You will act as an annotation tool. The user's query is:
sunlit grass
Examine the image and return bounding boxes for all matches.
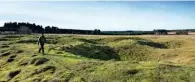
[1,34,195,81]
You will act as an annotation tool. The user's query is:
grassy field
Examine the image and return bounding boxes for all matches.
[1,34,195,82]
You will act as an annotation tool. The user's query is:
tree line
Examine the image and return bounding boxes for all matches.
[0,22,101,34]
[45,26,101,34]
[2,22,43,33]
[1,22,195,35]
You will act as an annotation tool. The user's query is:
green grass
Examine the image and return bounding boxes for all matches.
[1,34,195,82]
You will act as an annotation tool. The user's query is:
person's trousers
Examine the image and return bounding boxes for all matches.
[39,44,44,54]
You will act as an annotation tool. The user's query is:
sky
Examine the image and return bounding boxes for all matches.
[0,1,195,31]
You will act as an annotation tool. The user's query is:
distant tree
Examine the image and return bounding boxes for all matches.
[51,26,59,33]
[45,26,51,33]
[93,29,101,35]
[3,22,44,33]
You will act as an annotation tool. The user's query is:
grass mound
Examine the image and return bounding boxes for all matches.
[162,40,184,48]
[0,45,9,48]
[17,39,37,44]
[31,65,56,75]
[0,51,11,57]
[7,55,17,62]
[60,43,120,60]
[0,38,9,41]
[18,59,29,66]
[152,64,195,82]
[137,40,168,49]
[8,69,21,80]
[107,38,153,61]
[126,69,139,75]
[30,57,49,66]
[7,58,14,62]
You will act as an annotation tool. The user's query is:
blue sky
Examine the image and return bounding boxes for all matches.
[0,1,195,31]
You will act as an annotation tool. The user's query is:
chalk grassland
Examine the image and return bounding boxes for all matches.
[1,34,195,82]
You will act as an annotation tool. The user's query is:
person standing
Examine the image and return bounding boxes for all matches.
[37,33,46,55]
